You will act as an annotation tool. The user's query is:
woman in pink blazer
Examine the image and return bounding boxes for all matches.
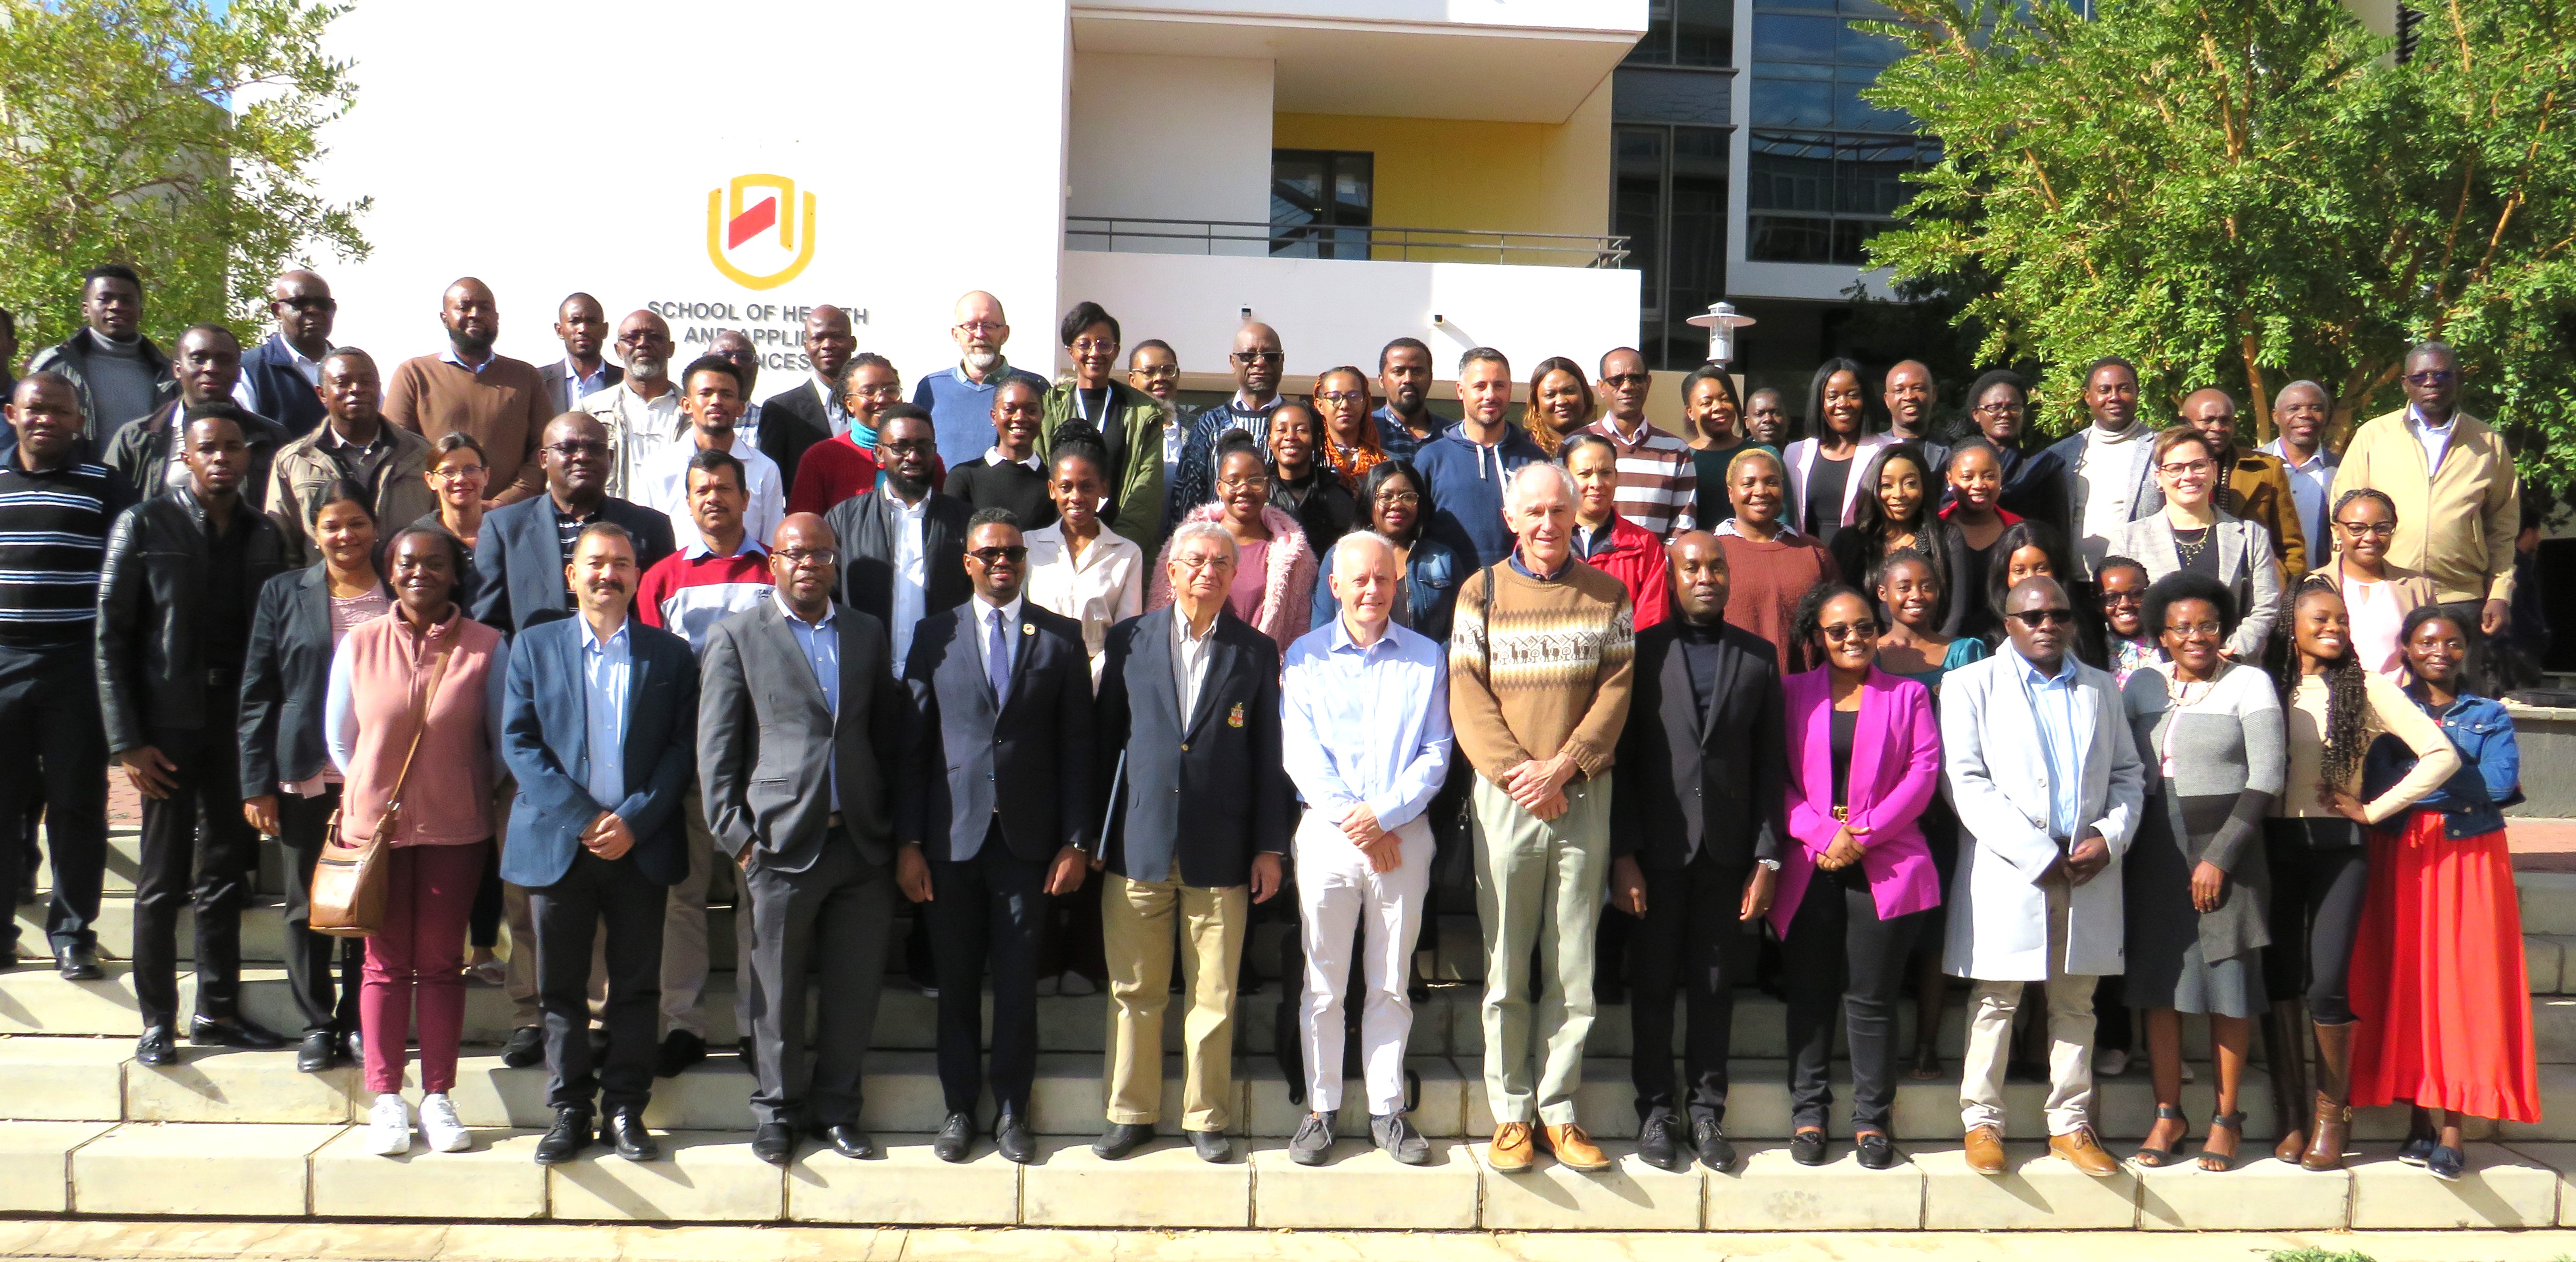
[1767,581,1945,1171]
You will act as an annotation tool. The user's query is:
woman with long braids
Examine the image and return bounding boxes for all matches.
[2260,578,2458,1171]
[2348,606,2537,1179]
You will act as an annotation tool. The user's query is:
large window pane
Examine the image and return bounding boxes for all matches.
[1754,14,1842,62]
[1746,130,1933,263]
[1674,0,1734,66]
[1271,150,1372,259]
[1628,0,1676,64]
[1752,72,1835,128]
[1615,127,1667,313]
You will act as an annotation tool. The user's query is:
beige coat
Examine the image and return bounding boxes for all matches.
[265,422,437,567]
[2329,407,2518,605]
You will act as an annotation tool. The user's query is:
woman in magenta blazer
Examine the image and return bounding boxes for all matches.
[1768,581,1945,1171]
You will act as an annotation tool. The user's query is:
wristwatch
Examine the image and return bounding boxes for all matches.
[1755,858,1782,872]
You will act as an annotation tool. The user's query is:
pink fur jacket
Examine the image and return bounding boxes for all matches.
[1145,502,1317,658]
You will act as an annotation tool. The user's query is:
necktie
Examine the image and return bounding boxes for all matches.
[986,608,1011,707]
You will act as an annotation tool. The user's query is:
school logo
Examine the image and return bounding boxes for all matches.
[706,174,817,291]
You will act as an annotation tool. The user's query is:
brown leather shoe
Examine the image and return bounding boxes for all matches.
[1488,1122,1536,1173]
[2049,1126,2120,1177]
[1542,1122,1612,1172]
[1963,1124,2008,1174]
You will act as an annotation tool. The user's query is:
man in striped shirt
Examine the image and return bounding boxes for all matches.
[0,374,134,976]
[1583,347,1696,539]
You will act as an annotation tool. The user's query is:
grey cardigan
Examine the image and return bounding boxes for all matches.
[2111,511,2284,659]
[2120,661,2285,963]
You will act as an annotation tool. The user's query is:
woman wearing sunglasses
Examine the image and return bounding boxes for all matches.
[2110,429,2283,661]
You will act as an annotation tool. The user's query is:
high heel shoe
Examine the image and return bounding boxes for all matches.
[2196,1111,2245,1173]
[2130,1104,2189,1168]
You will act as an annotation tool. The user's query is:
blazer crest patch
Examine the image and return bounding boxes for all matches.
[1227,701,1246,728]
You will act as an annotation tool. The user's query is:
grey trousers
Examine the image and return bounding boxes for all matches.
[741,833,893,1129]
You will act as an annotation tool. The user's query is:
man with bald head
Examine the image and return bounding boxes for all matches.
[2258,380,2340,572]
[102,323,289,510]
[1883,360,1948,470]
[537,293,619,416]
[1169,321,1287,527]
[914,292,1043,472]
[384,277,554,506]
[579,310,683,500]
[757,305,858,494]
[2179,386,2305,580]
[234,270,336,437]
[472,411,677,634]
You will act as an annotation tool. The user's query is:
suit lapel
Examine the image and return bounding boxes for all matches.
[294,566,331,650]
[1131,608,1182,737]
[755,605,832,717]
[616,628,652,791]
[1185,625,1237,740]
[552,623,592,789]
[2217,518,2246,587]
[1001,610,1040,716]
[1848,673,1887,817]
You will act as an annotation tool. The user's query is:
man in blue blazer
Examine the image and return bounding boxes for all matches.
[472,411,675,634]
[897,507,1095,1165]
[501,522,699,1167]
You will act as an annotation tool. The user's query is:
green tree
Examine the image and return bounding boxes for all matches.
[1859,0,2576,488]
[0,0,367,362]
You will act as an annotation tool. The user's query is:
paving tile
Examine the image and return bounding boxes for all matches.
[785,1134,1020,1225]
[2136,1148,2350,1229]
[71,1121,340,1216]
[2500,1140,2576,1225]
[2347,1143,2554,1228]
[1017,1136,1250,1228]
[1702,1141,1922,1230]
[1248,1138,1479,1229]
[0,1120,115,1213]
[1915,1142,2139,1229]
[546,1129,783,1222]
[1470,1139,1703,1230]
[125,1047,359,1123]
[1239,1054,1466,1137]
[0,1035,127,1120]
[308,1125,547,1219]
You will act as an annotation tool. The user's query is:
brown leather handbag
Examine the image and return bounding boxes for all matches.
[309,639,456,938]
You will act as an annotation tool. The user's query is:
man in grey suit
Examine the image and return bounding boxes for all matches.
[535,293,620,415]
[697,511,904,1168]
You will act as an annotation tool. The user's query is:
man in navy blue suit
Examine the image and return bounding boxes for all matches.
[472,412,676,634]
[897,507,1095,1165]
[501,522,699,1167]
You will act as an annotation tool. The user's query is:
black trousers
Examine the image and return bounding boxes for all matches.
[278,789,361,1035]
[1627,850,1751,1126]
[926,829,1047,1115]
[743,831,893,1129]
[1783,869,1927,1133]
[0,643,108,954]
[133,693,256,1029]
[530,848,668,1114]
[2262,819,2371,1025]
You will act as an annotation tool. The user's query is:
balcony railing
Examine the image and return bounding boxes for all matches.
[1065,216,1632,268]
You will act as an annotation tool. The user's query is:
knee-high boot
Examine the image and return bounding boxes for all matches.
[2265,1001,2310,1163]
[2300,1020,2355,1172]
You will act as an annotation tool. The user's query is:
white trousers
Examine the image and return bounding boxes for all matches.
[1294,809,1433,1116]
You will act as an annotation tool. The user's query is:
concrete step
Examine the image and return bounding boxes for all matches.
[3,1118,2569,1228]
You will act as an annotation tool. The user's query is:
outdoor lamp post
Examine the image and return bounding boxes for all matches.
[1686,300,1756,368]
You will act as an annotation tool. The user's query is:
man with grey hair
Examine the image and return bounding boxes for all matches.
[1279,530,1452,1168]
[579,310,682,499]
[915,291,1043,470]
[1450,462,1635,1174]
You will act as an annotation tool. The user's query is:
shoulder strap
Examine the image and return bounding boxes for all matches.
[381,634,460,815]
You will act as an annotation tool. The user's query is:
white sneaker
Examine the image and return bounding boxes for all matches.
[418,1091,470,1153]
[1058,970,1098,997]
[2095,1047,2130,1077]
[367,1093,413,1156]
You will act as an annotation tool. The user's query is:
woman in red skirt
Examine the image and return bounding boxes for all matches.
[2349,605,2537,1180]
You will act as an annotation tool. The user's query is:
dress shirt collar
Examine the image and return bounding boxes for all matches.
[272,335,329,375]
[974,593,1025,626]
[983,446,1043,472]
[1508,549,1572,582]
[685,535,762,561]
[563,357,608,391]
[773,592,836,629]
[1600,414,1655,448]
[952,357,1017,387]
[1328,615,1401,659]
[441,344,494,374]
[2006,639,2080,688]
[1713,518,1801,540]
[2409,404,2458,436]
[317,420,386,453]
[2266,439,2330,473]
[1228,391,1281,415]
[578,612,632,655]
[1174,604,1222,644]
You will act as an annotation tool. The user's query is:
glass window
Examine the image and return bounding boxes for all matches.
[1752,71,1835,128]
[1627,0,1677,64]
[1612,124,1732,369]
[1754,13,1842,62]
[1630,0,1733,68]
[1616,127,1667,315]
[1269,150,1372,259]
[1747,130,1934,264]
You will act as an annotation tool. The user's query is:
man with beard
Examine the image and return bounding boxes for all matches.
[233,270,336,438]
[914,292,1043,468]
[581,311,684,501]
[703,330,764,452]
[384,277,553,506]
[758,305,858,494]
[537,293,620,417]
[101,324,289,510]
[1371,337,1440,465]
[822,407,969,669]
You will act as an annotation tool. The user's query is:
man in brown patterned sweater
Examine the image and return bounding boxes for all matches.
[1449,462,1635,1175]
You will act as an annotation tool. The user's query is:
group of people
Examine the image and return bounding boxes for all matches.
[0,259,2538,1185]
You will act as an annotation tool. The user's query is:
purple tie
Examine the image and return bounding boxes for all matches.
[986,608,1011,707]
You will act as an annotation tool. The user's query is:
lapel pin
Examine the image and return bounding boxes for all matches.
[1227,701,1246,728]
[1021,622,1034,635]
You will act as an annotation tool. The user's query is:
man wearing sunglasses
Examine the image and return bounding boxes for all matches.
[2331,341,2520,694]
[234,270,336,438]
[1941,575,2145,1179]
[1168,322,1287,532]
[1583,346,1697,539]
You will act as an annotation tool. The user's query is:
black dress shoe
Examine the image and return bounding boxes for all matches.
[602,1108,659,1161]
[995,1109,1034,1165]
[1693,1118,1737,1172]
[1789,1129,1830,1167]
[1856,1131,1899,1171]
[1635,1114,1685,1172]
[824,1124,875,1160]
[189,1014,290,1049]
[751,1121,797,1166]
[1092,1122,1152,1160]
[1190,1129,1232,1163]
[2398,1133,2436,1166]
[2427,1144,2468,1182]
[933,1113,974,1163]
[55,943,101,981]
[655,1029,708,1079]
[498,1026,545,1069]
[296,1029,338,1073]
[342,1028,364,1062]
[136,1025,176,1066]
[535,1107,593,1166]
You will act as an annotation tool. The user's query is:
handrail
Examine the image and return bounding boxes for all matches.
[1065,216,1631,268]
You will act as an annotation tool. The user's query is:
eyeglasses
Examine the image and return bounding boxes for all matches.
[2336,519,2396,538]
[1175,554,1234,571]
[967,545,1029,565]
[1215,475,1262,491]
[277,296,336,313]
[1314,391,1365,405]
[2008,608,2077,629]
[775,547,838,568]
[1818,621,1876,642]
[430,465,487,481]
[1599,373,1649,388]
[2405,370,2456,386]
[1231,350,1284,365]
[1372,490,1421,506]
[2165,620,2225,639]
[2099,590,2143,607]
[846,383,902,400]
[546,440,609,458]
[879,439,934,456]
[1130,364,1180,380]
[615,332,670,347]
[2157,458,2215,476]
[1069,338,1117,356]
[1973,401,2023,417]
[956,320,1004,334]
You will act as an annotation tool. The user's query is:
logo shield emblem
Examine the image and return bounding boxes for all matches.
[706,174,817,291]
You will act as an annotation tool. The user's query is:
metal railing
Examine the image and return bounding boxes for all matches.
[1065,216,1632,268]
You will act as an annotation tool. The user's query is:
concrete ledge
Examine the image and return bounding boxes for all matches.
[0,1036,128,1121]
[1017,1136,1251,1228]
[784,1135,1020,1225]
[1703,1142,1923,1231]
[124,1049,358,1124]
[1239,1054,1466,1137]
[546,1130,783,1222]
[2348,1144,2558,1228]
[1915,1143,2140,1229]
[2136,1151,2350,1229]
[0,1121,114,1213]
[1249,1139,1480,1229]
[308,1126,548,1219]
[1470,1140,1704,1230]
[70,1122,339,1217]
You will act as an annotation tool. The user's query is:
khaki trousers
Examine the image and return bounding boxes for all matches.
[1101,871,1246,1131]
[1958,872,2099,1136]
[1472,774,1610,1128]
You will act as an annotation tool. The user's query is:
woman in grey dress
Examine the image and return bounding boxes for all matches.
[2122,572,2285,1172]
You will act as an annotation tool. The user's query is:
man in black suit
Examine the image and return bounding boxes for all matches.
[535,293,620,417]
[898,507,1094,1165]
[501,523,699,1166]
[755,304,857,495]
[1090,520,1291,1165]
[822,407,968,665]
[471,412,677,634]
[1608,530,1785,1173]
[698,512,905,1167]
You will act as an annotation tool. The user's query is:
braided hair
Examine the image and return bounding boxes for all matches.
[2276,574,2369,791]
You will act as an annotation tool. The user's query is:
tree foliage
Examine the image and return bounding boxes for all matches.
[0,0,367,355]
[1860,0,2576,490]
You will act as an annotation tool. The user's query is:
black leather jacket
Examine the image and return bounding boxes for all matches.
[96,488,289,752]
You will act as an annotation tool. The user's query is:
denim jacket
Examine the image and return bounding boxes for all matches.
[1309,531,1462,644]
[2362,692,2522,839]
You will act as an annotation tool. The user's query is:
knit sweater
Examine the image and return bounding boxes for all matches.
[1716,529,1840,676]
[1448,557,1635,783]
[382,354,552,505]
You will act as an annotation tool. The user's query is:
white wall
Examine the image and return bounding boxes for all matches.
[1067,51,1273,254]
[304,0,1072,395]
[1059,249,1640,385]
[1077,0,1645,33]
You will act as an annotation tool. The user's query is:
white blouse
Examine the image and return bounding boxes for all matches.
[1022,522,1145,687]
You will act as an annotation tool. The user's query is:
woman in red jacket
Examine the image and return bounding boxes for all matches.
[1563,432,1670,629]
